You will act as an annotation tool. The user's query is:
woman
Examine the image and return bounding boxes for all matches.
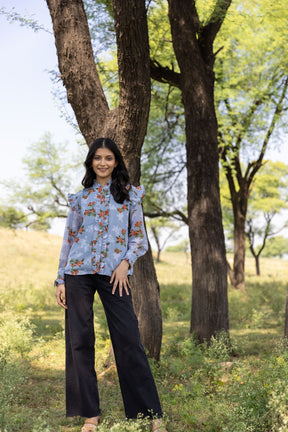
[55,138,167,432]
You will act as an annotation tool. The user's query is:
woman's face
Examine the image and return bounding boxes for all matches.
[92,147,118,185]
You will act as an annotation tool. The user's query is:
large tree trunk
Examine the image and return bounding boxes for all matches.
[131,247,162,360]
[168,0,229,342]
[46,0,162,359]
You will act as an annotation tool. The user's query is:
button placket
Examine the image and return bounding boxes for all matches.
[92,185,110,273]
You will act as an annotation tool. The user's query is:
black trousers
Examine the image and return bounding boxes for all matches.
[65,273,163,419]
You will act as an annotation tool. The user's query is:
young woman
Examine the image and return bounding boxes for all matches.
[55,138,167,432]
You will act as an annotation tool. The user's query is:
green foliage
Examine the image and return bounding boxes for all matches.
[0,348,27,431]
[165,239,189,253]
[0,313,35,429]
[0,313,35,356]
[1,133,86,230]
[97,417,152,432]
[216,0,288,147]
[0,6,51,33]
[249,161,288,216]
[205,331,232,361]
[221,160,288,260]
[262,236,288,258]
[245,161,288,270]
[0,206,28,229]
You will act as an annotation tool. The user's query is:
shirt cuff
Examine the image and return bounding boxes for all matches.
[55,276,65,286]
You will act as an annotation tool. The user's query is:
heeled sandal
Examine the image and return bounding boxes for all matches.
[81,416,102,432]
[152,419,168,432]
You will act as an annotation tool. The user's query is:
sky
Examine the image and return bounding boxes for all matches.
[0,1,288,238]
[0,0,79,184]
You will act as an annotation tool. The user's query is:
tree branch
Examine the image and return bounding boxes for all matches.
[144,209,188,225]
[46,0,109,146]
[199,0,232,63]
[150,59,181,89]
[247,76,288,188]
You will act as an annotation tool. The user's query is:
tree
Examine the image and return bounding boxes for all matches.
[13,0,230,344]
[54,0,230,342]
[0,206,28,229]
[146,217,181,262]
[262,236,288,259]
[46,0,162,359]
[245,161,288,275]
[154,0,230,342]
[2,133,84,228]
[216,0,288,288]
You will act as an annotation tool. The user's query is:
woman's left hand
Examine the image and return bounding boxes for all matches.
[110,260,130,296]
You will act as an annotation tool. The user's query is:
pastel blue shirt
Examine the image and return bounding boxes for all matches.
[55,180,148,285]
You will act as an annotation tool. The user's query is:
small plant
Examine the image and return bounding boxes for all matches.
[32,414,51,432]
[0,349,27,430]
[0,313,35,356]
[97,416,151,432]
[205,331,232,361]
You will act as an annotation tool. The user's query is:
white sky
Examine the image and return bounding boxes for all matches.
[0,0,287,239]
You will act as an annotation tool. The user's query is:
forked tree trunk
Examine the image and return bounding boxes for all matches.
[168,0,230,342]
[46,0,162,359]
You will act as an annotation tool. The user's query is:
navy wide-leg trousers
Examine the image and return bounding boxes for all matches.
[65,273,163,419]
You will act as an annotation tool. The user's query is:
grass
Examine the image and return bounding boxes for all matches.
[1,226,288,431]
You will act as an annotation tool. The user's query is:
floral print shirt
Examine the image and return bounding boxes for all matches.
[55,180,148,285]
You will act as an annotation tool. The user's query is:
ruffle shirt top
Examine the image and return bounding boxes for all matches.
[55,180,148,285]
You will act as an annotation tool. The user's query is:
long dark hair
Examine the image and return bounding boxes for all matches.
[81,138,130,203]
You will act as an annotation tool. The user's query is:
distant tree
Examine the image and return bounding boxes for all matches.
[262,236,288,259]
[217,0,288,288]
[146,218,181,262]
[0,206,28,229]
[245,161,288,275]
[2,133,84,228]
[166,239,190,253]
[221,160,288,275]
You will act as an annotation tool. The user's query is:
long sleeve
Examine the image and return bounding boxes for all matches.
[123,185,148,272]
[55,193,82,285]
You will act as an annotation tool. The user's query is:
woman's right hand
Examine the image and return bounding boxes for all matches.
[55,284,67,309]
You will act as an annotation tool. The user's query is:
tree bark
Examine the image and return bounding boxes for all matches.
[131,246,162,360]
[167,0,230,342]
[255,256,260,276]
[46,0,162,359]
[232,207,247,288]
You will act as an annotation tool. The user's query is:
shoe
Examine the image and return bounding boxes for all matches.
[152,418,168,432]
[81,416,102,432]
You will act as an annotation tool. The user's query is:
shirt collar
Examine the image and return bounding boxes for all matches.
[93,178,112,190]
